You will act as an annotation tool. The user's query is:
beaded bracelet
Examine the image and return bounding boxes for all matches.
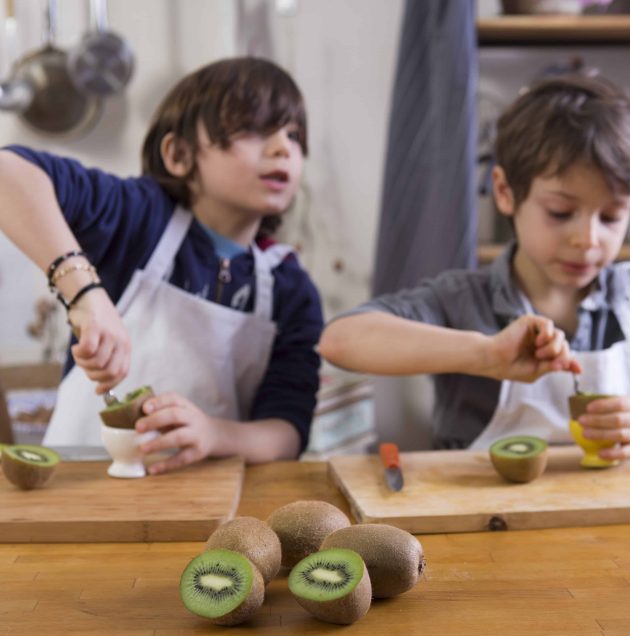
[46,250,87,286]
[50,262,98,289]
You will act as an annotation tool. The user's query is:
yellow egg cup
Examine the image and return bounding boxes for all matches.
[568,394,619,469]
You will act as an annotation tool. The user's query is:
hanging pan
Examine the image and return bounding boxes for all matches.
[67,0,135,97]
[12,0,102,136]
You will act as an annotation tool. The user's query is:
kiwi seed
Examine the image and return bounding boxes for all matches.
[179,548,264,626]
[321,523,424,598]
[288,547,371,624]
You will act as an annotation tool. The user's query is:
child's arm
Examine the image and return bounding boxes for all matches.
[576,396,630,461]
[319,311,581,383]
[0,150,130,393]
[135,392,300,473]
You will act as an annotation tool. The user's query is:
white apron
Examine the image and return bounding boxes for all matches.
[470,300,630,450]
[44,206,291,447]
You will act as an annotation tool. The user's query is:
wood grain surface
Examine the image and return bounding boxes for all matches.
[1,461,630,635]
[329,446,630,533]
[0,457,244,542]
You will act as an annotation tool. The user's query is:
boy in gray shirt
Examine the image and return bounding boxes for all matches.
[321,75,630,462]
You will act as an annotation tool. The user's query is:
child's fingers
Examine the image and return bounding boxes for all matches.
[147,447,201,475]
[534,329,566,359]
[579,410,630,432]
[583,395,630,414]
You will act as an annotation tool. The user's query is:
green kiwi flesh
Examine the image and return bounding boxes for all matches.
[489,435,548,483]
[179,548,264,626]
[205,516,281,586]
[99,385,154,429]
[266,500,351,568]
[288,547,371,625]
[1,444,61,490]
[320,523,424,598]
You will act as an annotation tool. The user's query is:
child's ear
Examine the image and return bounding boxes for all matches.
[160,133,193,177]
[492,165,515,217]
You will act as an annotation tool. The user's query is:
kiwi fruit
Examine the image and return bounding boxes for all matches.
[205,516,281,586]
[489,435,548,483]
[321,523,424,598]
[266,500,351,568]
[179,548,264,626]
[99,385,154,429]
[1,444,61,490]
[288,547,371,624]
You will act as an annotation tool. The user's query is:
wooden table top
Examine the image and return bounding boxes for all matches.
[2,460,630,635]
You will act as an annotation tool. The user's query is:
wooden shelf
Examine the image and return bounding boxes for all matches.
[478,243,630,264]
[477,15,630,45]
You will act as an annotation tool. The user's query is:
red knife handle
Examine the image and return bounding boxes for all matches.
[379,442,400,469]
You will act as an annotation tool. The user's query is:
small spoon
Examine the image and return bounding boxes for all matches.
[573,373,583,395]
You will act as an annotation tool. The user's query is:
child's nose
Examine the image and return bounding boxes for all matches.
[570,218,599,248]
[266,130,291,157]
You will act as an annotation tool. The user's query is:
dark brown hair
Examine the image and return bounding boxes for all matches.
[141,57,308,236]
[495,75,630,207]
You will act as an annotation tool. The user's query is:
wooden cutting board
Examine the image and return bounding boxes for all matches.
[328,446,630,533]
[0,456,244,542]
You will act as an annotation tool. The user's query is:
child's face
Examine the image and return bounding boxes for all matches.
[191,122,304,219]
[495,162,630,294]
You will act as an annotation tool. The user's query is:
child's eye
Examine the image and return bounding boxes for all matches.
[601,215,622,224]
[546,209,572,220]
[287,129,301,142]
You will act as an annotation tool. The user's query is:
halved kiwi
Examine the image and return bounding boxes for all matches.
[205,516,281,586]
[99,386,154,429]
[489,435,548,483]
[288,547,371,624]
[1,444,61,490]
[179,548,264,626]
[266,500,351,568]
[320,523,424,598]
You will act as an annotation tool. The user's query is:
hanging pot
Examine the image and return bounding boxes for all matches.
[67,0,135,97]
[12,0,102,136]
[0,0,33,112]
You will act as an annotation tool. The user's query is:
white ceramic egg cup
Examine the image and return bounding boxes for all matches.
[100,424,159,478]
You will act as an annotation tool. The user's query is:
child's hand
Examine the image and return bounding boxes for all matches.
[134,392,232,475]
[488,315,582,382]
[68,288,130,393]
[578,396,630,461]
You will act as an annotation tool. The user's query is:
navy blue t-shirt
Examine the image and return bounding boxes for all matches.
[7,145,323,452]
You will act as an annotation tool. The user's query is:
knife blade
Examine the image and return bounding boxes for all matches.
[379,442,404,492]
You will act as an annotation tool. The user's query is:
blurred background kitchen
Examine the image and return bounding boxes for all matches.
[1,0,629,454]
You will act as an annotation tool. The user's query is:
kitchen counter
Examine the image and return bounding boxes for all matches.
[1,460,629,635]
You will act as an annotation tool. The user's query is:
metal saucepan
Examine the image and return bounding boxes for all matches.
[0,0,33,111]
[67,0,135,97]
[12,0,103,136]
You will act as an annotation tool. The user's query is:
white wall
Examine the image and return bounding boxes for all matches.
[0,0,404,364]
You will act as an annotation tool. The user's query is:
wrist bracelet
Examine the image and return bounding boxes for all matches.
[47,250,86,285]
[50,262,98,289]
[55,281,104,311]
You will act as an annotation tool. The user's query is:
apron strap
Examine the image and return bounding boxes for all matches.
[251,243,294,320]
[143,206,194,279]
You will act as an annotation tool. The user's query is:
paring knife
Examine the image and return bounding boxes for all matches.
[379,442,404,492]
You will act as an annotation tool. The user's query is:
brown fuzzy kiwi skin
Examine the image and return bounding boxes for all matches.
[490,449,548,483]
[205,516,281,586]
[211,560,265,627]
[266,500,351,568]
[321,524,424,598]
[292,556,372,625]
[1,446,60,490]
[99,386,154,429]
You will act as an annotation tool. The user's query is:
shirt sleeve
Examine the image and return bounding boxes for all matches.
[249,255,324,454]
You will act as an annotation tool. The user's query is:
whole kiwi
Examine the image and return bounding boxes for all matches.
[205,516,281,585]
[266,500,351,568]
[321,523,424,598]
